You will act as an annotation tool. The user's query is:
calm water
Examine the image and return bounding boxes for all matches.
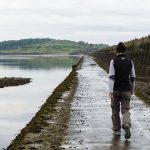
[0,55,79,149]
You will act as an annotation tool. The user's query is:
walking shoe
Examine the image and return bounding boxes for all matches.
[124,124,131,139]
[113,131,121,136]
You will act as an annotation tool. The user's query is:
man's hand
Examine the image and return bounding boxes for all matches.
[131,91,134,95]
[109,93,114,100]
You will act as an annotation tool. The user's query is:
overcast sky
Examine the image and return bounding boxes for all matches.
[0,0,150,45]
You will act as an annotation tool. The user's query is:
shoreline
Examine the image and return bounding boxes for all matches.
[7,57,83,150]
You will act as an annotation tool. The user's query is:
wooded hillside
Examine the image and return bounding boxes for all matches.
[0,38,108,54]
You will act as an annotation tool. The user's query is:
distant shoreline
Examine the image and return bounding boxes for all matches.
[0,53,82,56]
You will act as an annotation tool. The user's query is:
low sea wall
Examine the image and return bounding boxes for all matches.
[7,57,83,150]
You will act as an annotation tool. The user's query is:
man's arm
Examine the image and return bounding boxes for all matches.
[109,59,115,96]
[130,61,136,94]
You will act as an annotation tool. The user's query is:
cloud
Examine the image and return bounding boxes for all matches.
[0,0,149,44]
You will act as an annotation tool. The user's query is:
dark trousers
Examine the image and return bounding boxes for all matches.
[111,90,131,131]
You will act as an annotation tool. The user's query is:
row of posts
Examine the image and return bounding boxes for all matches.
[92,41,150,78]
[127,43,150,77]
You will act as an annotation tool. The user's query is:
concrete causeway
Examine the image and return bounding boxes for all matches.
[61,56,150,150]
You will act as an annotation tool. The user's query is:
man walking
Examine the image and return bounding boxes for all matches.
[109,42,135,139]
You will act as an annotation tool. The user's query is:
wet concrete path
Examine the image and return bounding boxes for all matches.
[62,56,150,150]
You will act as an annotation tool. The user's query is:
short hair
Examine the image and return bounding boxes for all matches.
[116,42,127,53]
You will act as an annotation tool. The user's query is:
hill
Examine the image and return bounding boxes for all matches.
[0,38,109,54]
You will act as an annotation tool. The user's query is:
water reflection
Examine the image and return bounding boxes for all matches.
[109,135,131,150]
[0,55,79,149]
[0,55,78,70]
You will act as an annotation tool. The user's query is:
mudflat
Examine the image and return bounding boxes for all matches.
[0,77,31,88]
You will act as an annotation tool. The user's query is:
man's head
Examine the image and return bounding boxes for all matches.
[116,42,127,53]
